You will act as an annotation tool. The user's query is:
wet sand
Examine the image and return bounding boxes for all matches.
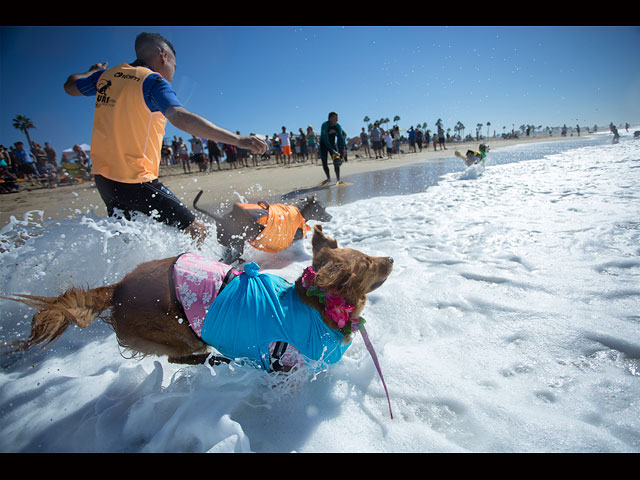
[0,134,587,229]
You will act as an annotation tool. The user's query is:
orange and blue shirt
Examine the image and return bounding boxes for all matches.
[75,61,182,183]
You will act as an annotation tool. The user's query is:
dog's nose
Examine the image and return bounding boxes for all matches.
[388,257,394,264]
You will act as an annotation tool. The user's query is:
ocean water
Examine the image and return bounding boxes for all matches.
[282,133,612,209]
[0,128,638,452]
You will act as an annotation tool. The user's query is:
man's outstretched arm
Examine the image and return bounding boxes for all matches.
[165,106,267,155]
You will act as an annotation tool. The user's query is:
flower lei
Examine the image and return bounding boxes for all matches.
[301,266,365,335]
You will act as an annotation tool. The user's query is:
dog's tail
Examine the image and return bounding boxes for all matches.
[193,190,221,224]
[1,285,116,353]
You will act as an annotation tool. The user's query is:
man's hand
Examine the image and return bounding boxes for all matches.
[88,61,108,72]
[64,61,108,96]
[238,135,268,155]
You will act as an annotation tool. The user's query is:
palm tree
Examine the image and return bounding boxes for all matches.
[393,115,400,126]
[13,114,35,148]
[476,123,483,140]
[486,121,491,138]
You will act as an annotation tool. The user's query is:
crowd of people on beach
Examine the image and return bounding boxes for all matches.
[157,121,456,174]
[0,140,93,194]
[0,121,443,195]
[160,127,330,173]
[3,119,632,196]
[0,120,615,196]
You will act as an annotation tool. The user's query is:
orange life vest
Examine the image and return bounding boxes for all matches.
[243,203,311,253]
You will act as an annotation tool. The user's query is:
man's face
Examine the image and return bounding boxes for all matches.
[330,114,338,125]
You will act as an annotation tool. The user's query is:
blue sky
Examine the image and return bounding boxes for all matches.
[1,26,639,156]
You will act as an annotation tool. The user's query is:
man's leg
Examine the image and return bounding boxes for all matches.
[95,174,207,243]
[319,145,331,185]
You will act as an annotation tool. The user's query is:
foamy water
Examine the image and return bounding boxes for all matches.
[1,128,638,452]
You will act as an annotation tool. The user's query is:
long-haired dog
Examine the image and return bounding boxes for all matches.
[2,226,393,373]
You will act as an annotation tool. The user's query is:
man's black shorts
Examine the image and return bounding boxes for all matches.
[94,175,195,230]
[20,163,38,176]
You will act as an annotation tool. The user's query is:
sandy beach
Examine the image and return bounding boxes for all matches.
[0,134,590,229]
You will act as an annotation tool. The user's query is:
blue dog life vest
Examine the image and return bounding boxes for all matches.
[200,262,351,371]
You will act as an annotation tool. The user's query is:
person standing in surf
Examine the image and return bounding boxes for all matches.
[319,112,347,186]
[63,32,267,244]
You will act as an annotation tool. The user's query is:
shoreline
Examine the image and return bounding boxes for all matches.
[0,134,597,229]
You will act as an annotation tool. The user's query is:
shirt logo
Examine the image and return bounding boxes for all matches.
[96,78,114,107]
[113,71,141,82]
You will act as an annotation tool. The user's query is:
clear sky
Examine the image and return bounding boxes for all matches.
[2,25,639,156]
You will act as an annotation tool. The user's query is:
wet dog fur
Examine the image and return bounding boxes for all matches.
[2,226,393,369]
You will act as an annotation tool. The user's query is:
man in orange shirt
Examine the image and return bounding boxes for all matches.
[278,127,292,165]
[64,32,267,243]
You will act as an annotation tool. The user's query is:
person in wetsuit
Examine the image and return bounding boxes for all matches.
[319,112,346,186]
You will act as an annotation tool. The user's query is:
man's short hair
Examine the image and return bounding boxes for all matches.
[135,32,176,60]
[328,112,338,120]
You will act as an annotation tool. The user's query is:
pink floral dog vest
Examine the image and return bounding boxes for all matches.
[172,253,240,337]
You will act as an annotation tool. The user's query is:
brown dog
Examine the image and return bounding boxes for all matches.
[2,226,393,372]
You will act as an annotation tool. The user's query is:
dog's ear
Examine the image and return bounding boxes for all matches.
[314,252,354,292]
[312,224,338,258]
[314,253,367,306]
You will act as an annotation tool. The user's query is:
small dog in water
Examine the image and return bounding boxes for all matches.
[2,226,393,373]
[193,190,332,264]
[455,143,489,167]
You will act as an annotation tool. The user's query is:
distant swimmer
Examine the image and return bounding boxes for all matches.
[455,143,489,167]
[610,124,620,144]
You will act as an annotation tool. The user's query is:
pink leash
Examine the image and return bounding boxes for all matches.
[359,324,393,419]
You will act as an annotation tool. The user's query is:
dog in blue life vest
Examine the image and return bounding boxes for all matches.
[3,225,393,374]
